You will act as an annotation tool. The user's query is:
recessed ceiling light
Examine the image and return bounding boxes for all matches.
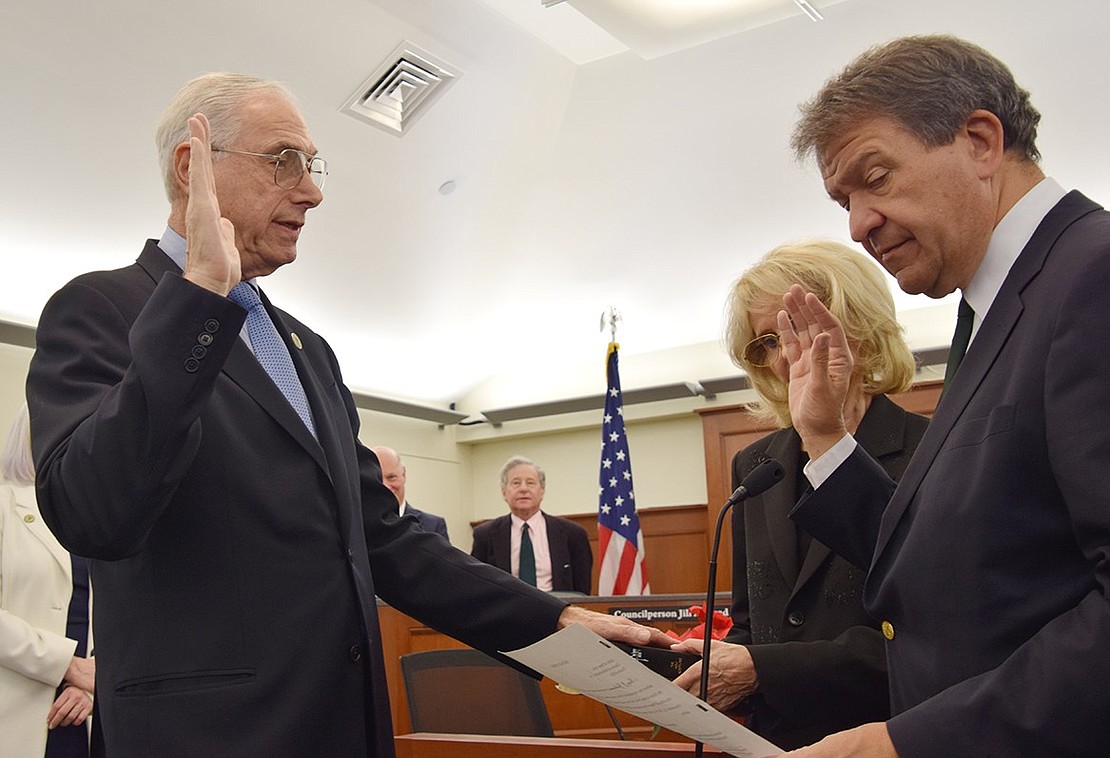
[547,0,843,59]
[793,0,824,21]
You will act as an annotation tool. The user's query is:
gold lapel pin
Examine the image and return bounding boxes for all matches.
[291,332,303,350]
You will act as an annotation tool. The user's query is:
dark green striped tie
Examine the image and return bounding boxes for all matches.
[943,297,975,390]
[519,523,537,586]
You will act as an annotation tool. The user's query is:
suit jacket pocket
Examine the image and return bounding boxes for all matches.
[116,668,255,697]
[944,404,1015,450]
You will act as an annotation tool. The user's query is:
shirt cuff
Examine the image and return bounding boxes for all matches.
[802,434,857,489]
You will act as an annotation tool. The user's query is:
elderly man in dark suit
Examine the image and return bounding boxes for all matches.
[776,36,1110,757]
[371,445,449,541]
[471,455,593,595]
[25,73,668,758]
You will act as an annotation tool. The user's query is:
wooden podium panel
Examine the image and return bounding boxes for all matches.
[379,594,730,739]
[394,733,726,758]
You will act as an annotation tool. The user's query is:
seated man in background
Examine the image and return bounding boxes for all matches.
[371,445,449,541]
[472,455,593,594]
[671,240,927,749]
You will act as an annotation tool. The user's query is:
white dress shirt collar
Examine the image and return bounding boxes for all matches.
[963,177,1067,339]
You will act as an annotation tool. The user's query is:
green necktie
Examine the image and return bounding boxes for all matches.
[519,523,537,586]
[943,297,975,390]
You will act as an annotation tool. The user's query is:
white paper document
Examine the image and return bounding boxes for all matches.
[501,624,782,757]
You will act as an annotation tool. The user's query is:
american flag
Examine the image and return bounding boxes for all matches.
[597,342,650,596]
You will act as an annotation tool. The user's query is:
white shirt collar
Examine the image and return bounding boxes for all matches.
[510,511,545,530]
[158,226,187,270]
[964,177,1067,332]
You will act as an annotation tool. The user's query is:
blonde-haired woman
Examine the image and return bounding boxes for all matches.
[674,239,928,749]
[0,404,99,756]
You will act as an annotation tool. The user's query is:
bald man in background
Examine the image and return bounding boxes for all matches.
[370,446,449,541]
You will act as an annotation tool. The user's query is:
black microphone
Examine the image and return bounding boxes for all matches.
[724,458,787,508]
[694,458,785,757]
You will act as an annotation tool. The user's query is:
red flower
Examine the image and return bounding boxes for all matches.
[665,605,732,641]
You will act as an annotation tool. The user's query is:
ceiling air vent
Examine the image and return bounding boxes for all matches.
[341,42,461,136]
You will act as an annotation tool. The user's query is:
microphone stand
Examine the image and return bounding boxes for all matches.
[694,459,784,758]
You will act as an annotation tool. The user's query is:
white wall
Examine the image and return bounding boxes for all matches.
[357,394,724,553]
[0,340,733,555]
[0,343,33,432]
[355,407,473,550]
[464,409,709,524]
[0,299,953,554]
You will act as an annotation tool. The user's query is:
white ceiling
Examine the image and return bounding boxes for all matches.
[3,0,1109,412]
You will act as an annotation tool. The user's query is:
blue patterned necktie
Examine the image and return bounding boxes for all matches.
[228,282,316,438]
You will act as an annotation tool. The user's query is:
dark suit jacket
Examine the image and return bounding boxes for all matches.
[26,241,568,758]
[471,512,593,594]
[404,502,449,541]
[727,395,927,749]
[793,192,1110,756]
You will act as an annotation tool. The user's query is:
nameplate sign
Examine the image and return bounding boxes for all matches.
[606,605,731,624]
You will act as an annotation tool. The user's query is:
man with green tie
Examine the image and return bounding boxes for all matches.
[471,456,593,594]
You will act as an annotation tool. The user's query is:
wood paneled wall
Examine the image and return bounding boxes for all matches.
[562,506,711,596]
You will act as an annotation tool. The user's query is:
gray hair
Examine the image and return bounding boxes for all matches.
[499,455,545,489]
[154,72,295,202]
[0,403,34,486]
[792,35,1041,166]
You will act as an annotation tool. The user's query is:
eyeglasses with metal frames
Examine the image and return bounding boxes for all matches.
[742,332,782,367]
[210,147,328,190]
